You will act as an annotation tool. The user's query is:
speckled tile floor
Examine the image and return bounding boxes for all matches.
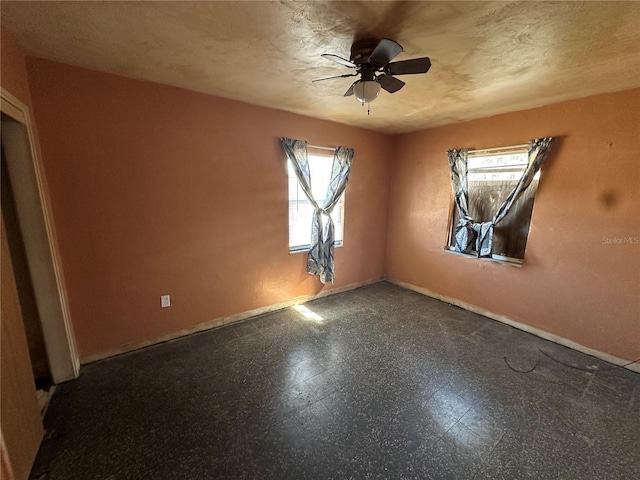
[31,282,640,479]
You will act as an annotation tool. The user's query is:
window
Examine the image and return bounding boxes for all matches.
[447,146,539,263]
[288,152,345,252]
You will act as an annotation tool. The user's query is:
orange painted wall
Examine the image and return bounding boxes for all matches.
[1,31,33,106]
[25,58,393,360]
[386,89,640,361]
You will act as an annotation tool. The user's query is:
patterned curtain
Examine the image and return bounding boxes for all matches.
[448,148,485,254]
[448,137,554,257]
[492,138,554,226]
[280,138,354,283]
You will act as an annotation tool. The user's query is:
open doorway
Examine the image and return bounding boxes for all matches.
[1,141,53,410]
[1,89,79,387]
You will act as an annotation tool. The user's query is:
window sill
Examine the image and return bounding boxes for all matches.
[444,248,523,268]
[289,243,343,254]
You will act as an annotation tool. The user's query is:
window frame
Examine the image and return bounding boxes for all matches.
[445,144,536,266]
[287,148,346,254]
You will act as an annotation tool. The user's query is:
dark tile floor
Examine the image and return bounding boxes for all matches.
[32,282,640,479]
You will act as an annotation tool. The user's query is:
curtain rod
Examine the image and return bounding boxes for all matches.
[468,144,528,156]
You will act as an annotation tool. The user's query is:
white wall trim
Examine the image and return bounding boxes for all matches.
[82,277,384,364]
[1,88,80,382]
[388,278,640,374]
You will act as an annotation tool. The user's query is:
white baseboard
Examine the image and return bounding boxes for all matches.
[388,278,640,374]
[81,277,384,365]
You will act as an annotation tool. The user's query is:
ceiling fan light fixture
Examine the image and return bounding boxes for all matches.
[354,80,380,104]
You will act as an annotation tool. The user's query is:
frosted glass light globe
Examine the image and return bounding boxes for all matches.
[354,81,381,103]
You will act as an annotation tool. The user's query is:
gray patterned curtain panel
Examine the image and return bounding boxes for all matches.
[280,138,354,283]
[447,137,554,257]
[447,148,475,253]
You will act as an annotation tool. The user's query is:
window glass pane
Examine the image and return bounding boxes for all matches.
[467,152,527,169]
[469,171,527,182]
[288,154,344,251]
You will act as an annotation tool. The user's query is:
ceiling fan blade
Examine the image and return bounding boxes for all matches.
[386,57,432,76]
[312,73,358,83]
[344,81,359,97]
[321,53,356,68]
[377,74,405,93]
[368,39,403,68]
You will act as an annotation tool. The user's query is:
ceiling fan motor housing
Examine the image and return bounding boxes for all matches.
[349,39,382,65]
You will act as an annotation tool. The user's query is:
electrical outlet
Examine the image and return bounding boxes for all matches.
[161,295,170,308]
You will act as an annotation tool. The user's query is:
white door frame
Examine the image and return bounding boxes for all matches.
[1,87,79,383]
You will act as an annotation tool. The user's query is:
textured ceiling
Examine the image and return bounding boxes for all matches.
[2,1,640,134]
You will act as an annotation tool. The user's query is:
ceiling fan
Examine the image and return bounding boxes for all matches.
[313,38,431,109]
